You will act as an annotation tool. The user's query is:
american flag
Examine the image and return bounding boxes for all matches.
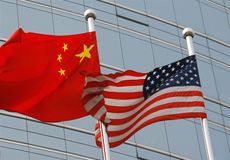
[83,55,207,148]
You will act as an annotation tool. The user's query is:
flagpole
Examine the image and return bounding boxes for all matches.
[84,9,111,160]
[182,28,215,160]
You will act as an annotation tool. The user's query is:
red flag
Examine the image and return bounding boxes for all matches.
[83,56,206,148]
[0,28,100,122]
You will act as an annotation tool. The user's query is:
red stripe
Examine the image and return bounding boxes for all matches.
[86,79,144,88]
[104,91,143,99]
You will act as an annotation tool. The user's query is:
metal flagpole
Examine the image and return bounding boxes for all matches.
[182,28,215,160]
[84,9,111,160]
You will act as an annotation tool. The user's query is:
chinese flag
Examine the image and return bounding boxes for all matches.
[0,28,100,122]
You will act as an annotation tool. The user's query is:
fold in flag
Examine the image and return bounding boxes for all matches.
[83,55,207,148]
[0,28,100,122]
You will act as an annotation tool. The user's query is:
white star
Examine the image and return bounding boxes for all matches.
[166,83,169,86]
[181,65,184,68]
[162,69,166,73]
[156,88,159,91]
[186,81,190,84]
[180,77,184,80]
[151,80,154,84]
[156,75,160,79]
[196,81,199,85]
[146,86,150,90]
[177,62,180,66]
[153,71,156,75]
[171,67,175,71]
[190,60,194,63]
[190,77,194,80]
[176,80,180,84]
[147,76,151,80]
[193,67,197,70]
[170,78,174,81]
[189,70,192,73]
[175,74,178,77]
[160,78,164,81]
[168,64,172,68]
[165,73,169,77]
[186,59,190,63]
[194,74,198,77]
[185,73,188,76]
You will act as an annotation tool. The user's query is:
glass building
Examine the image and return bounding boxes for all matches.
[0,0,230,159]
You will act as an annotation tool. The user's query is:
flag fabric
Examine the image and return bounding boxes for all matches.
[83,55,207,148]
[0,28,100,122]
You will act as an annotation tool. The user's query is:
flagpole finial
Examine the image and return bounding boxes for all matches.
[182,28,195,39]
[84,9,96,21]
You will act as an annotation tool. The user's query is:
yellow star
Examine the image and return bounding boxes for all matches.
[62,43,68,52]
[75,44,94,63]
[57,54,62,62]
[58,68,65,76]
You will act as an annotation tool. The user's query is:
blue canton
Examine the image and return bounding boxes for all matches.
[143,55,201,99]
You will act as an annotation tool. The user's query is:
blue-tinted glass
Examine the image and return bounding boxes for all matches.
[152,41,182,67]
[201,3,230,43]
[166,120,202,160]
[0,1,18,38]
[135,122,169,151]
[0,113,27,130]
[115,0,146,12]
[173,0,205,33]
[27,121,64,138]
[117,8,149,34]
[213,64,230,104]
[111,143,138,160]
[64,116,96,131]
[145,0,176,22]
[28,132,66,151]
[96,27,124,69]
[137,147,171,160]
[0,126,27,142]
[66,141,101,159]
[120,33,154,72]
[53,14,86,34]
[0,147,29,160]
[18,4,53,33]
[197,58,218,99]
[210,128,230,159]
[52,0,84,15]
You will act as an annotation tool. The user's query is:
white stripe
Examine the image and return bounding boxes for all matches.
[87,75,146,83]
[104,85,143,92]
[108,95,204,120]
[105,97,144,107]
[84,95,104,112]
[108,107,205,143]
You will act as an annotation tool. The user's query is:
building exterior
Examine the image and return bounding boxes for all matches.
[0,0,230,159]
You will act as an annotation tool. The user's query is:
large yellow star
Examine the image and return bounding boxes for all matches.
[57,54,62,62]
[75,44,94,63]
[58,68,65,76]
[62,43,68,52]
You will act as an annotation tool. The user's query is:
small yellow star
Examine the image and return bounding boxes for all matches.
[75,44,94,63]
[58,68,65,76]
[57,54,62,62]
[62,43,68,52]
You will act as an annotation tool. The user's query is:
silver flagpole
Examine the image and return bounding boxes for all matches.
[182,28,215,160]
[84,9,111,160]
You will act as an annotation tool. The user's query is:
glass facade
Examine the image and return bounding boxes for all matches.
[0,0,230,159]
